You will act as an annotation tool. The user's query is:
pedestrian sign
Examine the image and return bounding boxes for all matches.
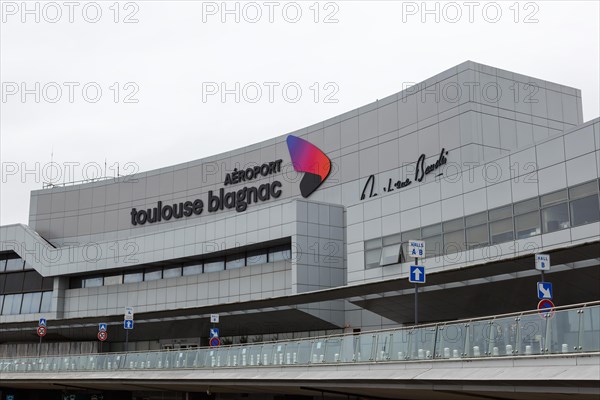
[124,320,134,329]
[409,265,426,283]
[39,318,47,327]
[537,282,553,300]
[124,307,134,320]
[99,323,107,332]
[210,328,220,338]
[408,240,425,258]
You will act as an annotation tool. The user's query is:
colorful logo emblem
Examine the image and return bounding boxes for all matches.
[286,135,331,198]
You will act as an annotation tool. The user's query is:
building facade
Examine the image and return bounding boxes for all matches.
[1,61,599,355]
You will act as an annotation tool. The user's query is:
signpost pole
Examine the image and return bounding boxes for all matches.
[414,257,419,325]
[125,329,129,352]
[38,333,42,357]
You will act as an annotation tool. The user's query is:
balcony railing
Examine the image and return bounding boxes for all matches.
[1,302,599,373]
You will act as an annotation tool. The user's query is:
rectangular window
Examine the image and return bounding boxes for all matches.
[380,244,401,266]
[246,250,267,266]
[570,196,600,226]
[83,276,103,288]
[383,233,402,246]
[490,218,514,244]
[466,212,487,227]
[5,259,24,272]
[204,258,225,273]
[69,277,84,289]
[0,275,6,294]
[21,292,42,314]
[104,274,123,286]
[182,264,203,276]
[542,203,570,233]
[443,229,464,254]
[514,198,539,215]
[541,189,568,207]
[226,254,245,270]
[401,229,421,242]
[22,271,44,292]
[569,181,598,199]
[144,268,162,281]
[0,260,6,273]
[422,224,442,237]
[163,267,182,279]
[443,218,464,232]
[40,291,52,313]
[424,235,443,257]
[4,273,24,294]
[466,224,489,248]
[489,205,512,221]
[515,211,541,239]
[41,277,53,291]
[365,248,382,268]
[123,271,143,284]
[2,293,23,315]
[0,295,3,313]
[269,246,291,262]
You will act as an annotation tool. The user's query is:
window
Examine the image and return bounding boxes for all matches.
[466,212,487,227]
[41,277,53,291]
[380,244,401,266]
[40,291,52,313]
[70,277,84,289]
[0,260,6,273]
[204,258,225,273]
[515,211,541,239]
[163,267,182,279]
[246,249,268,266]
[123,271,143,284]
[183,263,203,276]
[4,273,24,294]
[541,189,568,207]
[514,198,539,215]
[226,254,245,270]
[443,218,464,232]
[444,229,464,254]
[22,271,43,292]
[490,218,514,244]
[2,293,23,315]
[269,245,291,262]
[5,259,24,272]
[424,235,443,257]
[466,224,489,248]
[364,238,382,268]
[83,276,103,288]
[569,182,600,227]
[0,295,3,312]
[21,292,42,314]
[542,203,569,233]
[144,268,162,281]
[489,205,512,221]
[422,224,442,237]
[104,274,123,286]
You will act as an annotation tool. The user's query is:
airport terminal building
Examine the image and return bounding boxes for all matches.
[0,60,599,358]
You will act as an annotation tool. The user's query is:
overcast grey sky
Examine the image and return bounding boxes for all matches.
[1,0,599,225]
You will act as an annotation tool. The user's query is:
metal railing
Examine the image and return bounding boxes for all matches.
[1,302,599,373]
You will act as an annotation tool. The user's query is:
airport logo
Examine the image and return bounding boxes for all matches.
[286,135,331,198]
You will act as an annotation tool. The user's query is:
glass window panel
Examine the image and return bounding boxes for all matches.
[0,259,6,272]
[365,248,382,268]
[23,262,33,271]
[5,258,24,271]
[83,276,103,288]
[123,271,143,283]
[401,229,421,242]
[4,273,24,294]
[144,268,162,281]
[269,246,291,262]
[443,218,464,232]
[514,198,539,214]
[422,224,442,237]
[70,277,83,289]
[2,293,23,315]
[103,274,123,286]
[204,258,224,273]
[41,277,54,291]
[364,238,382,250]
[490,218,514,244]
[0,295,3,313]
[182,264,202,276]
[380,244,401,266]
[383,233,402,246]
[569,181,598,199]
[425,235,443,257]
[443,230,464,254]
[466,212,487,227]
[22,271,43,292]
[21,292,42,314]
[163,267,182,279]
[0,275,6,294]
[541,190,568,207]
[515,211,541,239]
[489,205,512,221]
[246,250,267,266]
[40,291,52,313]
[466,224,489,248]
[226,254,245,270]
[542,203,570,233]
[570,196,600,226]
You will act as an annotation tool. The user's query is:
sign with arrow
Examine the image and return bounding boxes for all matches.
[409,265,425,283]
[537,282,553,300]
[210,328,220,338]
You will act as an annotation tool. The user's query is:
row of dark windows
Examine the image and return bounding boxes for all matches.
[366,179,600,267]
[69,244,292,289]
